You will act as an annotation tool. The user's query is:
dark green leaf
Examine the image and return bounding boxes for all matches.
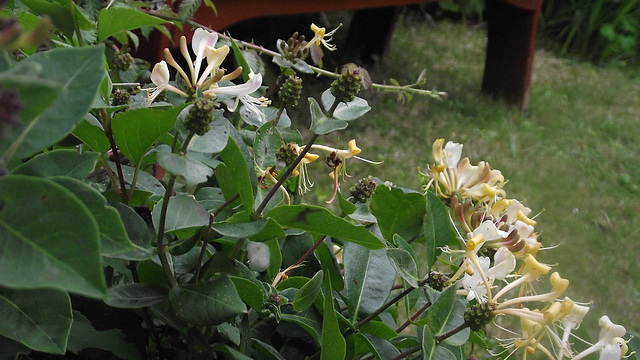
[6,46,105,161]
[19,0,75,39]
[422,325,436,360]
[386,244,420,288]
[168,278,246,326]
[67,311,142,360]
[111,106,183,165]
[266,205,385,249]
[321,274,345,360]
[152,194,210,233]
[219,136,255,211]
[230,276,265,311]
[97,6,168,42]
[72,115,110,153]
[11,149,99,179]
[0,287,71,354]
[370,185,426,243]
[105,283,168,308]
[425,191,456,268]
[314,237,344,291]
[343,242,396,320]
[177,0,201,20]
[49,177,138,258]
[110,163,165,196]
[359,320,398,340]
[228,36,250,82]
[212,217,285,242]
[423,285,457,336]
[293,270,323,312]
[309,97,347,135]
[279,313,321,343]
[0,175,106,298]
[0,72,62,126]
[252,339,286,360]
[253,122,283,170]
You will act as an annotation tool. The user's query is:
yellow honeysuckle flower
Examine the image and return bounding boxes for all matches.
[304,23,341,67]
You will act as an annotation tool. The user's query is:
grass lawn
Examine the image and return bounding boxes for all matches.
[302,16,640,337]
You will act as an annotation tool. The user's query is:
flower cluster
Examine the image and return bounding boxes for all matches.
[424,139,629,360]
[146,28,270,126]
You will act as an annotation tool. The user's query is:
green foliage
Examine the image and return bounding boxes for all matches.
[1,2,627,360]
[541,0,640,63]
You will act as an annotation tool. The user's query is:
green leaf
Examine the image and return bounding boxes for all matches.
[386,243,420,288]
[0,175,107,298]
[72,114,110,154]
[0,287,72,354]
[168,277,246,326]
[359,320,398,341]
[425,191,456,269]
[421,325,436,360]
[309,97,347,135]
[228,36,251,82]
[67,311,142,360]
[111,106,184,165]
[321,274,345,360]
[212,218,286,242]
[279,313,321,343]
[219,136,255,211]
[252,339,286,360]
[49,177,137,258]
[229,276,265,311]
[321,90,371,121]
[177,0,201,20]
[105,283,168,308]
[343,242,396,320]
[156,151,213,186]
[370,185,426,243]
[97,6,168,43]
[152,194,210,233]
[19,0,76,39]
[5,46,106,161]
[110,163,165,196]
[253,122,283,170]
[266,205,385,250]
[314,237,344,291]
[0,71,63,126]
[293,270,323,312]
[11,149,99,179]
[423,285,457,336]
[187,114,231,154]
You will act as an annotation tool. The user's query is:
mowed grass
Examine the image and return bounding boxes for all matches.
[303,17,640,336]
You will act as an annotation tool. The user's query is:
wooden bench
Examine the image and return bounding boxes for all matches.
[154,0,543,109]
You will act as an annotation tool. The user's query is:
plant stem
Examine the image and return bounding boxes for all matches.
[389,345,421,360]
[193,214,214,284]
[434,322,469,343]
[156,175,178,287]
[103,108,128,204]
[396,301,432,333]
[287,235,327,275]
[155,130,197,288]
[255,133,320,215]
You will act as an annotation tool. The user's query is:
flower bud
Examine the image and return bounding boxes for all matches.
[111,88,131,106]
[426,271,450,291]
[350,176,377,203]
[330,66,363,103]
[278,75,303,107]
[276,142,300,167]
[464,302,496,331]
[113,50,134,71]
[185,98,215,136]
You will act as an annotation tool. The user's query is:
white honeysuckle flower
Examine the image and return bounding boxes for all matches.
[443,140,463,168]
[559,299,590,358]
[246,241,270,272]
[205,71,270,126]
[573,315,628,360]
[461,256,490,302]
[472,220,509,246]
[145,60,188,105]
[488,246,516,280]
[190,28,218,84]
[197,45,230,87]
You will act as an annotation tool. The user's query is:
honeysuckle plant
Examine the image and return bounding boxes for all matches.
[0,1,636,360]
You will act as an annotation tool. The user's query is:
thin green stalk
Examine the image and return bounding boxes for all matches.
[102,108,129,204]
[156,175,178,287]
[68,0,84,46]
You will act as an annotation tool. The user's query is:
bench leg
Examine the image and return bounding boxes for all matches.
[481,0,541,109]
[344,6,400,64]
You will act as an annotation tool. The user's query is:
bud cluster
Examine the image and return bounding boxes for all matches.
[185,98,215,136]
[350,176,377,203]
[464,302,496,331]
[113,50,134,71]
[278,75,303,107]
[280,32,309,62]
[330,66,363,103]
[426,271,450,291]
[111,88,131,106]
[276,143,300,167]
